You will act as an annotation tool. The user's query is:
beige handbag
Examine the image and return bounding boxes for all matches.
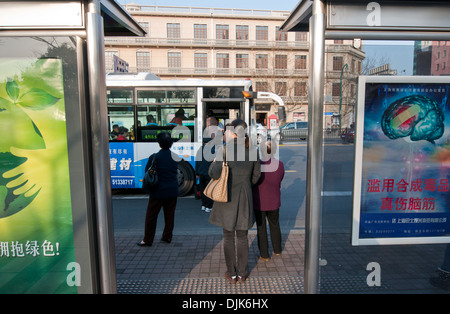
[203,148,229,203]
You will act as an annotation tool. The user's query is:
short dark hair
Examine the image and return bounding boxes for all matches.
[230,118,247,130]
[157,131,173,150]
[118,126,128,134]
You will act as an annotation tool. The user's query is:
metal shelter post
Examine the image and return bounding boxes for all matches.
[86,0,117,294]
[304,0,326,294]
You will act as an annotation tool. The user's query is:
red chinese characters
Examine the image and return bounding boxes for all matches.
[367,178,448,211]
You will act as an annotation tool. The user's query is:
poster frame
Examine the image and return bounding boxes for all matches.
[352,75,450,246]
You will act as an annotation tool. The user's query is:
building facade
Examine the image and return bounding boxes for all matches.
[104,4,365,129]
[431,41,450,76]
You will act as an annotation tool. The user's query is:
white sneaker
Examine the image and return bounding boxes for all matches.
[205,208,211,213]
[201,206,206,211]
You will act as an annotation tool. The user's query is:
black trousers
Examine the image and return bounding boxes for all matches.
[143,197,177,245]
[199,175,214,209]
[223,229,249,277]
[254,209,282,259]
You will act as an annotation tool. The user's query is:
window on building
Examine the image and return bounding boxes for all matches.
[332,82,341,97]
[236,54,249,69]
[217,53,229,71]
[275,82,287,96]
[256,26,268,42]
[295,32,308,42]
[295,55,307,70]
[194,53,208,73]
[294,82,307,96]
[333,56,344,71]
[275,55,288,69]
[137,22,149,43]
[167,23,180,43]
[216,25,229,40]
[168,52,181,72]
[334,40,344,44]
[136,51,150,72]
[256,54,268,69]
[276,27,288,41]
[255,81,269,93]
[105,51,118,72]
[236,25,249,41]
[194,24,207,42]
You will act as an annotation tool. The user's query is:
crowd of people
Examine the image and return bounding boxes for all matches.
[136,118,285,285]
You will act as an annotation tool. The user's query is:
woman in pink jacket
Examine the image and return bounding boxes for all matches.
[253,140,285,261]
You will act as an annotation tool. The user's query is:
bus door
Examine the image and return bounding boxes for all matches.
[202,100,245,130]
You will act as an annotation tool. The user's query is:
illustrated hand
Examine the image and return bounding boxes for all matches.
[3,141,69,198]
[3,147,48,197]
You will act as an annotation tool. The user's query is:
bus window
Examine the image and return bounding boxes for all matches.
[137,89,195,104]
[137,105,160,127]
[108,105,135,141]
[107,89,133,103]
[203,87,244,99]
[136,104,196,142]
[163,107,196,126]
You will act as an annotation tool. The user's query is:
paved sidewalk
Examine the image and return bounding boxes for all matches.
[114,229,449,294]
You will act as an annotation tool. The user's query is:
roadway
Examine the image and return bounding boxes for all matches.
[112,141,356,236]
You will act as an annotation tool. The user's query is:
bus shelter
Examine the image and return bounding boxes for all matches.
[0,1,144,294]
[282,0,450,293]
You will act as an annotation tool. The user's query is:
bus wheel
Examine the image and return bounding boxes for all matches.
[177,160,194,197]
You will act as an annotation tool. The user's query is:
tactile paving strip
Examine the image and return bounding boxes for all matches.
[319,276,391,294]
[117,275,393,294]
[118,276,304,294]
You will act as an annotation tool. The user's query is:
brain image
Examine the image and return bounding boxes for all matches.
[381,95,445,144]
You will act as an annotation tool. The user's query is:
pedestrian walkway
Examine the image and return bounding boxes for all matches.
[115,230,304,294]
[114,230,449,294]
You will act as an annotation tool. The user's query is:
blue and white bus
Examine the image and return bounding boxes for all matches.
[106,73,257,196]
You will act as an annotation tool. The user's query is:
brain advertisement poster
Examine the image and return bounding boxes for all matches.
[0,58,77,293]
[352,76,450,245]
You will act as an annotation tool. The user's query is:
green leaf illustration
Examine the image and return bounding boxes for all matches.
[0,96,45,152]
[5,79,19,102]
[19,88,60,110]
[0,62,62,219]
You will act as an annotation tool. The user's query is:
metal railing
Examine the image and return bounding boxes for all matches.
[108,66,309,77]
[123,4,291,18]
[105,37,309,50]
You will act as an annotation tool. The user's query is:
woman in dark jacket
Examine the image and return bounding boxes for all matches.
[253,140,285,261]
[208,119,261,284]
[137,132,179,246]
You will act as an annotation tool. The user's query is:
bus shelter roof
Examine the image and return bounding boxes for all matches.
[0,0,146,37]
[101,0,146,37]
[281,0,450,40]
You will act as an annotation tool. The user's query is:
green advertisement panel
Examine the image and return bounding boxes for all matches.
[0,57,76,293]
